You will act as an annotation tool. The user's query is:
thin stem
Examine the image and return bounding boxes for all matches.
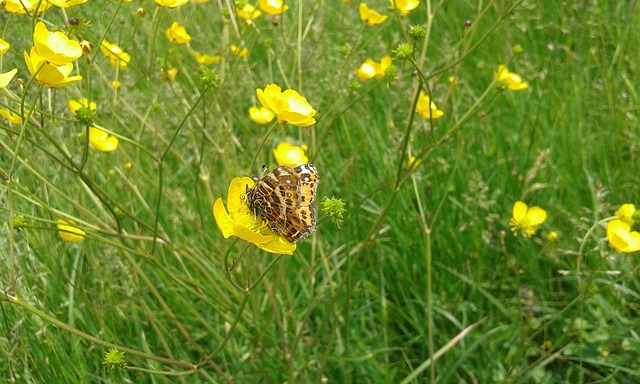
[151,84,214,255]
[250,121,277,169]
[0,291,196,370]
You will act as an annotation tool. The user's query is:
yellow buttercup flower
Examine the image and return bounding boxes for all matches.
[509,201,547,237]
[230,45,249,58]
[32,22,82,66]
[89,127,119,152]
[0,68,18,88]
[0,39,10,55]
[237,3,262,24]
[79,40,94,55]
[258,0,288,16]
[407,156,420,170]
[161,67,179,81]
[111,80,122,90]
[49,0,89,8]
[68,98,97,116]
[194,52,222,65]
[615,203,636,225]
[495,65,529,91]
[355,56,392,81]
[546,231,559,243]
[248,106,275,125]
[390,0,419,16]
[273,142,308,168]
[100,41,131,71]
[166,22,191,45]
[256,84,317,127]
[416,92,444,120]
[57,218,86,243]
[359,3,388,26]
[607,219,640,254]
[0,109,22,125]
[3,0,52,14]
[154,0,189,7]
[24,48,83,88]
[214,177,296,255]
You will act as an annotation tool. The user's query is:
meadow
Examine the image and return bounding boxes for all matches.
[1,0,639,382]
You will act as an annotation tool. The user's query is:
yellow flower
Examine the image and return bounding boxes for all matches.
[359,3,388,26]
[607,219,640,254]
[230,45,249,58]
[355,56,392,81]
[57,218,86,243]
[237,3,262,23]
[0,68,18,88]
[49,0,89,8]
[273,142,308,168]
[248,106,275,125]
[100,41,131,71]
[32,22,82,66]
[615,203,636,225]
[214,177,297,255]
[89,127,119,152]
[258,0,288,16]
[68,98,97,116]
[0,109,22,125]
[256,84,317,127]
[154,0,189,7]
[509,201,547,237]
[407,156,420,170]
[0,39,10,55]
[24,47,83,88]
[194,52,221,65]
[416,92,444,120]
[111,80,122,90]
[161,67,179,81]
[2,0,52,14]
[546,231,559,243]
[79,40,94,55]
[166,22,191,45]
[389,0,419,16]
[495,65,529,91]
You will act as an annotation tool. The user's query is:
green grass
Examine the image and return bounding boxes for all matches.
[1,0,639,382]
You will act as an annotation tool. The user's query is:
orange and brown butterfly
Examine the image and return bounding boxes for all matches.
[245,164,319,243]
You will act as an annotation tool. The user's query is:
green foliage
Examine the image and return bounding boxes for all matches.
[1,1,639,383]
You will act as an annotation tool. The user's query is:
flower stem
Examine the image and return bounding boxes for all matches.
[0,290,196,370]
[250,121,277,169]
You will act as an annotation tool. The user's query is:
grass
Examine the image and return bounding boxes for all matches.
[1,0,639,382]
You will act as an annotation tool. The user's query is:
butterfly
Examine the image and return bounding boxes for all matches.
[245,164,319,243]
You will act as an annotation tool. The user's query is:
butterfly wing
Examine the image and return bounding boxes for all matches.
[247,164,319,243]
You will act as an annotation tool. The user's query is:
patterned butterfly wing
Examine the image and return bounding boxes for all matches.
[246,164,319,243]
[246,165,299,223]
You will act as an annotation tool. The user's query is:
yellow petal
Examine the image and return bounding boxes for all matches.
[213,198,235,238]
[89,127,118,152]
[607,219,640,254]
[0,109,22,124]
[0,68,18,88]
[57,218,86,243]
[525,206,547,226]
[512,201,528,222]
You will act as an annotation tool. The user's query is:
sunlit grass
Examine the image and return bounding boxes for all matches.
[1,1,639,382]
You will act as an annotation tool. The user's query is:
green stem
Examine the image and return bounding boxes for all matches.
[250,121,277,169]
[151,83,213,255]
[0,290,196,370]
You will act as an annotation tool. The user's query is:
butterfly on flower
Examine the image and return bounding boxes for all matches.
[245,164,319,243]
